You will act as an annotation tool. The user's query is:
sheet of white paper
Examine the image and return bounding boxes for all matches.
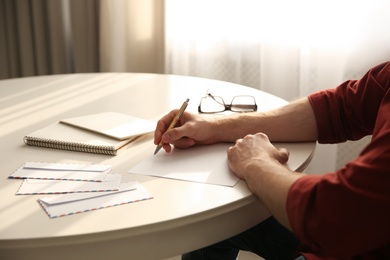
[9,162,112,181]
[16,174,122,195]
[39,182,153,218]
[128,143,239,187]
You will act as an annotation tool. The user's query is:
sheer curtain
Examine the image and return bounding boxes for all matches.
[165,0,390,173]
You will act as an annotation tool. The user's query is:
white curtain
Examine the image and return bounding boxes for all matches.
[164,0,390,173]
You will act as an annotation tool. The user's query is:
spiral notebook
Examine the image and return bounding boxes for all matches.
[24,112,156,155]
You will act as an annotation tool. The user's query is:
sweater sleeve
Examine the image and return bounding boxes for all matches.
[307,62,390,144]
[286,62,390,258]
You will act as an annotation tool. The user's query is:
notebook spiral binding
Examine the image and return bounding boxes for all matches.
[23,136,117,155]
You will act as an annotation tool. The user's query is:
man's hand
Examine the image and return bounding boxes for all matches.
[227,132,289,180]
[154,111,218,153]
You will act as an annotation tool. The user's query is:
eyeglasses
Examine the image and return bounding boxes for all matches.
[198,93,257,114]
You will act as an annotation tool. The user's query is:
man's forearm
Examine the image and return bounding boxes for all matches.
[245,161,305,230]
[214,97,318,142]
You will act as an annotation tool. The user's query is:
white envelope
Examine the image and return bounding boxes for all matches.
[39,182,153,218]
[128,143,239,187]
[16,174,122,195]
[23,162,112,172]
[9,162,112,182]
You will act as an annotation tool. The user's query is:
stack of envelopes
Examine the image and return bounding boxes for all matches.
[9,162,153,218]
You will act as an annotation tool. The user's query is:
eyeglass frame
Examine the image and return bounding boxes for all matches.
[198,93,258,114]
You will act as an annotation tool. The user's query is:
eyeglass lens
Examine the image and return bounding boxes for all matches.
[230,96,257,112]
[200,96,226,113]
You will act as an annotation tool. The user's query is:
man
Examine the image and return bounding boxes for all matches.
[154,62,390,259]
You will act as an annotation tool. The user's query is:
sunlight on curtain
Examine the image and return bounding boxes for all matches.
[165,0,390,172]
[166,0,390,99]
[168,0,363,48]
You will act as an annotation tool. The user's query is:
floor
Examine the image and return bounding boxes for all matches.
[164,251,262,260]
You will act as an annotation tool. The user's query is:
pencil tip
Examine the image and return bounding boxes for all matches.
[154,145,162,155]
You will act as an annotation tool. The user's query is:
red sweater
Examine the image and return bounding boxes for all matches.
[287,62,390,259]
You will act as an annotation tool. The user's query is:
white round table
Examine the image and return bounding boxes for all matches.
[0,73,315,260]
